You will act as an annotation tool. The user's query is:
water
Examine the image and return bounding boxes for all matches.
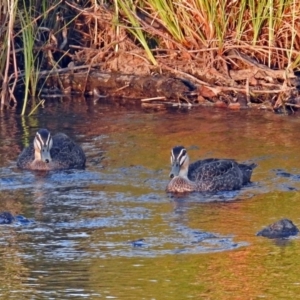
[1,98,300,299]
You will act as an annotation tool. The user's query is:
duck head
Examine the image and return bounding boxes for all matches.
[169,146,189,179]
[33,128,53,163]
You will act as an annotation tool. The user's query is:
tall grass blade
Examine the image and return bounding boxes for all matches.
[117,0,157,65]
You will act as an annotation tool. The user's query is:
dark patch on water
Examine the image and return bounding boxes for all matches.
[0,212,32,225]
[269,168,300,191]
[275,168,300,180]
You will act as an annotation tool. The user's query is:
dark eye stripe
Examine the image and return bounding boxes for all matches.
[179,153,186,166]
[171,147,187,165]
[46,134,52,150]
[36,133,45,148]
[178,148,186,158]
[36,132,52,149]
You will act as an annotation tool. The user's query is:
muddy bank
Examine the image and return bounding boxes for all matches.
[40,52,300,113]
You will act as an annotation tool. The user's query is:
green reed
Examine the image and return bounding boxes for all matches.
[19,3,38,115]
[18,0,64,115]
[117,0,300,68]
[117,0,157,65]
[147,0,184,43]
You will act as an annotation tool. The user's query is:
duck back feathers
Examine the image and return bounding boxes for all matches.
[50,133,86,169]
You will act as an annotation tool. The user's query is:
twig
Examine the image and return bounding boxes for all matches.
[246,78,250,106]
[1,0,15,109]
[141,96,166,102]
[160,62,209,86]
[28,99,45,116]
[217,86,294,94]
[114,85,130,92]
[8,29,18,104]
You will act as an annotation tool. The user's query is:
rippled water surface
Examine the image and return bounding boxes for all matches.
[1,99,300,299]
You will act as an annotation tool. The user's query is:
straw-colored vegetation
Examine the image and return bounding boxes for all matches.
[1,0,300,113]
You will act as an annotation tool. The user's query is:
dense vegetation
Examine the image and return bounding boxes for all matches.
[1,0,300,114]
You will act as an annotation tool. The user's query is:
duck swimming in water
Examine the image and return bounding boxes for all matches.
[17,128,86,170]
[166,146,256,193]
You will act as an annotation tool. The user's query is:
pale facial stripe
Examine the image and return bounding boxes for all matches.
[178,148,187,166]
[171,147,187,166]
[171,150,175,164]
[35,132,52,150]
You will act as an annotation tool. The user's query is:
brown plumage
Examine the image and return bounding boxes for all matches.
[17,128,86,171]
[166,146,256,193]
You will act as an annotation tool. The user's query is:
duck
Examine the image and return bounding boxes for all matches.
[166,146,256,193]
[17,128,86,171]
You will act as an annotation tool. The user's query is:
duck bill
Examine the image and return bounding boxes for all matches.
[169,163,180,178]
[40,147,52,163]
